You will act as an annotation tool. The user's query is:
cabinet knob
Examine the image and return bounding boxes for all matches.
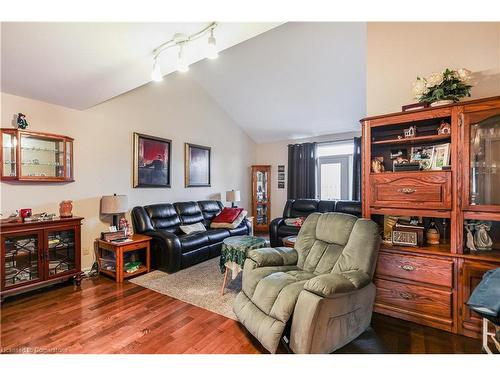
[398,187,416,194]
[400,264,415,271]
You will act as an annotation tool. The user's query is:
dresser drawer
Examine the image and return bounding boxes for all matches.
[375,279,452,319]
[369,171,452,210]
[376,252,454,287]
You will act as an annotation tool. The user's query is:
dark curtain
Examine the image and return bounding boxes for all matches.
[287,142,317,200]
[352,136,362,201]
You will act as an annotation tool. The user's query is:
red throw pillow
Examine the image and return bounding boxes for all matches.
[212,207,244,223]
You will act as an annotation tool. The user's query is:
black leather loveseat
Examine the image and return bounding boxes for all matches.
[269,199,361,247]
[131,200,251,273]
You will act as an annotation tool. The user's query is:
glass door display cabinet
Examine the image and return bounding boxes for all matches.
[0,217,83,301]
[462,108,500,213]
[1,129,74,182]
[251,165,271,232]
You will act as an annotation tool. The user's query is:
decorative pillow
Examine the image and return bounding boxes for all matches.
[211,207,244,223]
[211,210,248,229]
[284,217,305,227]
[179,222,206,235]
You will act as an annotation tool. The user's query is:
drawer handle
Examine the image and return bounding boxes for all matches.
[398,187,416,194]
[400,264,415,271]
[399,292,414,300]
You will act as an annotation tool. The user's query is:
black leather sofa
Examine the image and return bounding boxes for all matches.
[269,199,362,247]
[131,200,251,273]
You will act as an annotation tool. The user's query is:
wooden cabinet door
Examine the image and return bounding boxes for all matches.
[459,260,498,337]
[44,225,80,280]
[1,230,44,290]
[462,104,500,213]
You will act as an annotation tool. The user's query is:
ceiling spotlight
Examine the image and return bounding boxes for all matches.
[151,56,163,82]
[206,29,218,59]
[176,44,189,73]
[151,22,217,81]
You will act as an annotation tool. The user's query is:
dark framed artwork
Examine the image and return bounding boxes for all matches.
[185,143,211,187]
[133,132,171,188]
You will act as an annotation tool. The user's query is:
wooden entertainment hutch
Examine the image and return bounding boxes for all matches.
[361,96,500,338]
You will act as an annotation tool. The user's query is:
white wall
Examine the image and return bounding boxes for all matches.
[255,131,360,220]
[367,22,500,115]
[0,74,256,269]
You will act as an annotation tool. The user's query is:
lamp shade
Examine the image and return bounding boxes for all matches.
[226,190,241,203]
[101,195,128,214]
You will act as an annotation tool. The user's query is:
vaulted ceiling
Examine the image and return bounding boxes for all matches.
[190,22,366,142]
[1,22,366,142]
[1,22,279,109]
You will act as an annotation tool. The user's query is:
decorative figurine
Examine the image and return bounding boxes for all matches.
[426,221,440,245]
[474,222,493,250]
[404,125,416,138]
[465,222,477,252]
[59,200,73,218]
[437,120,451,135]
[371,157,385,173]
[17,113,28,129]
[119,217,130,236]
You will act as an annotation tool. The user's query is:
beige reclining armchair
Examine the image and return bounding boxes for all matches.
[233,212,380,353]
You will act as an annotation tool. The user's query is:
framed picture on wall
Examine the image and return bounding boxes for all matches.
[133,132,171,188]
[185,143,211,187]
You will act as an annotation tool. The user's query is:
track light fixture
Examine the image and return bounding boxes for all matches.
[151,56,163,82]
[151,22,218,82]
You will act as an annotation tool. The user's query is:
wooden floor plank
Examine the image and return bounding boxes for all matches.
[0,277,481,354]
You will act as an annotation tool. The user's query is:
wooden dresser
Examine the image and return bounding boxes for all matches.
[361,96,500,338]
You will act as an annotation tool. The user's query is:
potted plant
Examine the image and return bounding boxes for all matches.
[412,68,473,106]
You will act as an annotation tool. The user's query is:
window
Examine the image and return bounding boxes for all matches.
[317,141,354,200]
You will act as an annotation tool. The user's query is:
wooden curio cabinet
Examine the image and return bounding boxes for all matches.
[1,129,74,182]
[361,96,500,338]
[0,217,83,301]
[251,165,271,233]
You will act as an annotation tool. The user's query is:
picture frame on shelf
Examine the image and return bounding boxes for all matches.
[431,143,451,170]
[133,132,171,188]
[185,143,211,187]
[410,145,434,170]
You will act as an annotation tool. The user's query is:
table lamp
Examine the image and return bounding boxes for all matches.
[101,194,128,227]
[226,190,241,208]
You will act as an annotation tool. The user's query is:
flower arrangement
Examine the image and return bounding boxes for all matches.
[412,68,473,104]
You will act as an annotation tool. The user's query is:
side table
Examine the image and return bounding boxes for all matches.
[96,234,151,283]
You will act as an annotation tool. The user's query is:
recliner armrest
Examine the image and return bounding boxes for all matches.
[269,217,285,247]
[145,230,180,248]
[144,230,182,272]
[304,270,371,297]
[247,247,298,267]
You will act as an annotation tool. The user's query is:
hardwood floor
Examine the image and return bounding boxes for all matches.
[0,277,482,354]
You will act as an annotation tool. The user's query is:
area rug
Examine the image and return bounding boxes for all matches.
[130,257,241,320]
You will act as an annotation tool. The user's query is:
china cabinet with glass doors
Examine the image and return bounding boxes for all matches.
[251,165,271,232]
[1,129,74,182]
[361,96,500,339]
[0,217,83,301]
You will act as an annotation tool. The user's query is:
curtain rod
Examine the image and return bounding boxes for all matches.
[289,137,357,145]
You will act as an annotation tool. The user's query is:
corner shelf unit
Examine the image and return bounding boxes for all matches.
[361,96,500,338]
